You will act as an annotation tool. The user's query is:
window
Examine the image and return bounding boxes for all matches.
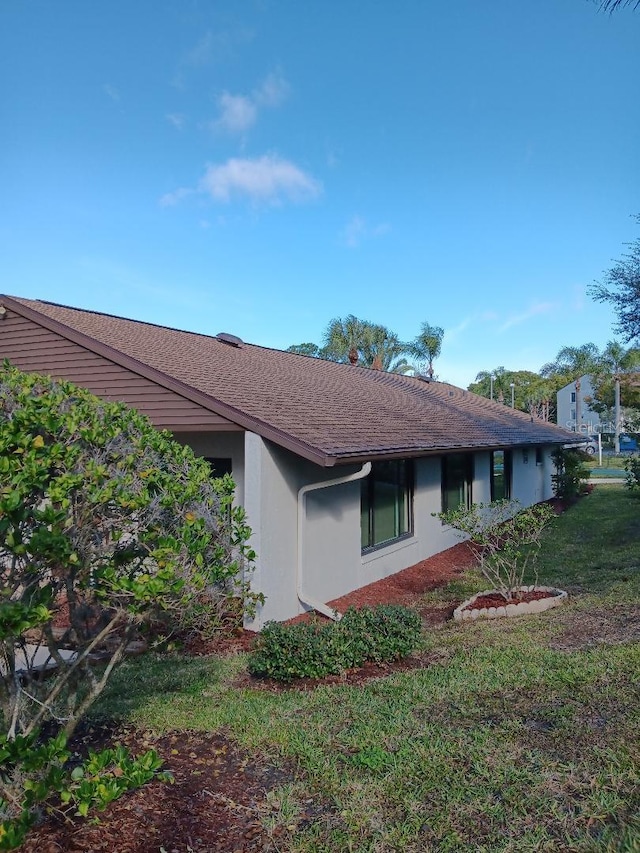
[535,447,543,466]
[571,391,576,403]
[204,457,232,477]
[491,450,512,501]
[441,454,473,512]
[361,460,413,551]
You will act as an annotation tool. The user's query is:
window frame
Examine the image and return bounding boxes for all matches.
[361,459,414,553]
[490,450,512,501]
[441,453,474,513]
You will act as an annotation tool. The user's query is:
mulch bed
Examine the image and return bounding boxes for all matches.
[15,539,498,852]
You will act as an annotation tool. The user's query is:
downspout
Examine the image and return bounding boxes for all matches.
[297,461,372,621]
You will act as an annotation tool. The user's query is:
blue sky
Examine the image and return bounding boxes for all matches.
[1,0,638,386]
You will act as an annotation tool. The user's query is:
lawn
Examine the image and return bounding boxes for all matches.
[92,485,640,852]
[583,455,633,478]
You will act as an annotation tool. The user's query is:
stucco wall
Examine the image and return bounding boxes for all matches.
[556,375,602,433]
[173,431,246,503]
[176,432,558,629]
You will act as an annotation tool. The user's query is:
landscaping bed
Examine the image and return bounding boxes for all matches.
[19,486,640,852]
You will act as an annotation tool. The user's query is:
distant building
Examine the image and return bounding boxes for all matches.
[556,375,603,434]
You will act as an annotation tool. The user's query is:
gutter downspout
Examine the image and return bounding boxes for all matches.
[297,461,372,621]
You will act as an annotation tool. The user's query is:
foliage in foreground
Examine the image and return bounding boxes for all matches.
[92,486,640,852]
[438,499,555,601]
[0,732,169,850]
[551,447,590,501]
[625,456,640,493]
[0,363,258,845]
[248,605,422,681]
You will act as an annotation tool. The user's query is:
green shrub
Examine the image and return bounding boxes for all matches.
[625,456,640,493]
[247,605,422,681]
[0,730,170,850]
[551,447,589,501]
[0,362,259,846]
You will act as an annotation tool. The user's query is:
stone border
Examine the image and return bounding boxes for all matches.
[453,585,568,622]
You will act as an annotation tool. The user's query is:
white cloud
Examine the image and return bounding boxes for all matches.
[103,84,120,102]
[186,31,215,66]
[198,155,321,205]
[444,317,471,343]
[212,71,290,136]
[215,92,257,133]
[166,113,186,131]
[499,301,556,332]
[341,215,390,248]
[159,186,195,208]
[254,70,290,107]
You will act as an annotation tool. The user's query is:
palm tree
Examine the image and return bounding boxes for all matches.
[540,343,602,384]
[408,322,444,379]
[599,0,640,10]
[321,315,412,373]
[593,341,640,452]
[321,315,371,364]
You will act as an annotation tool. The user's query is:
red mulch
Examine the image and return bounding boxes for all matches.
[462,589,561,610]
[18,540,478,852]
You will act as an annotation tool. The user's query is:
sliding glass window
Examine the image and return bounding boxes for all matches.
[490,450,512,501]
[441,454,473,512]
[361,460,413,551]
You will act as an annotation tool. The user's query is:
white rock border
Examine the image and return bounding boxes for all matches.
[453,585,568,622]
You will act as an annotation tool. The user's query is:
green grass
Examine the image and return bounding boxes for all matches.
[584,455,633,478]
[93,485,640,852]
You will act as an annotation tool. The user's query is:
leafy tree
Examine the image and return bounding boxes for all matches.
[590,215,640,344]
[356,325,412,373]
[588,342,640,451]
[288,316,448,375]
[407,322,444,378]
[551,448,590,502]
[0,364,259,845]
[539,342,602,385]
[321,315,411,372]
[0,363,259,740]
[285,342,322,358]
[589,341,640,410]
[321,314,372,364]
[468,368,555,419]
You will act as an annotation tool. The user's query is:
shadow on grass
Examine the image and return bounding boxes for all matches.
[89,652,230,724]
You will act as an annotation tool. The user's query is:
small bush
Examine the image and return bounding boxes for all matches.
[551,448,589,501]
[625,457,640,494]
[247,605,422,681]
[0,730,170,850]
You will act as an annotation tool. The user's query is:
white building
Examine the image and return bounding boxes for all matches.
[556,374,604,434]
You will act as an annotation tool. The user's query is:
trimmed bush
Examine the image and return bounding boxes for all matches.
[247,605,422,681]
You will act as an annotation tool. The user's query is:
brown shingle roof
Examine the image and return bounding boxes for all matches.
[2,295,579,466]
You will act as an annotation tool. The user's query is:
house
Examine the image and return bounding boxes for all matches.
[556,374,604,434]
[0,295,580,628]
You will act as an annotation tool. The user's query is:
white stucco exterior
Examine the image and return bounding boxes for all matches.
[176,429,557,629]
